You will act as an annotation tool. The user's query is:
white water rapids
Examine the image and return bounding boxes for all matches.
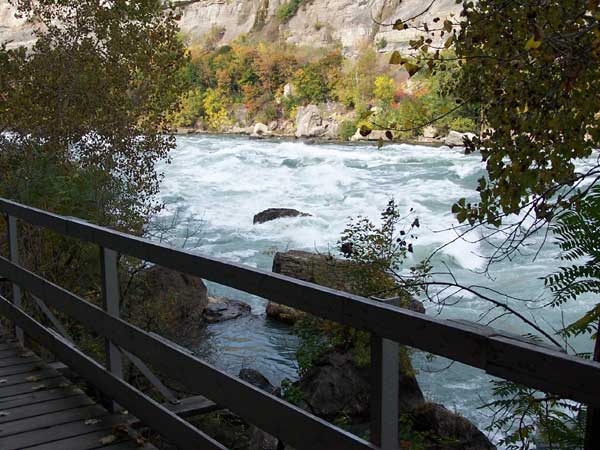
[156,134,596,442]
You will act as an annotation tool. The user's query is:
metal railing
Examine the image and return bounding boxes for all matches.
[1,197,599,450]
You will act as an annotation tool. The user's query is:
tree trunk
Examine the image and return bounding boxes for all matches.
[584,318,600,450]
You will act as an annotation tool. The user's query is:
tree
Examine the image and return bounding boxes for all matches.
[0,0,188,229]
[384,1,600,448]
[0,1,188,356]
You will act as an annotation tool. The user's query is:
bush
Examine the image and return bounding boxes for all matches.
[203,89,232,130]
[447,116,477,132]
[339,120,357,141]
[276,0,304,21]
[374,75,396,107]
[168,88,204,128]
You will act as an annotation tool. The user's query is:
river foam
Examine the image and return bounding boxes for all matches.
[157,134,595,444]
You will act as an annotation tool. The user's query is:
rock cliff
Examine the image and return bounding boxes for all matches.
[0,0,462,56]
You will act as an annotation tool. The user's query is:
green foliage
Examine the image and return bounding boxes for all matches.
[292,200,430,373]
[447,116,476,133]
[443,0,600,226]
[339,120,358,141]
[0,0,187,361]
[0,0,188,223]
[202,88,232,130]
[168,88,205,128]
[376,37,388,51]
[276,0,304,22]
[545,185,600,338]
[484,380,585,450]
[373,75,396,107]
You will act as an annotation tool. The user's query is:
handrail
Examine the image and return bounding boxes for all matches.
[1,197,600,449]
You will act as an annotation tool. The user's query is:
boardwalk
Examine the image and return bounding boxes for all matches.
[0,330,153,450]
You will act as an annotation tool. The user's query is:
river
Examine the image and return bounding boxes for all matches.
[156,134,596,442]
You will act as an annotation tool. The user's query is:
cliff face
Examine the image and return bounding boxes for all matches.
[0,0,462,55]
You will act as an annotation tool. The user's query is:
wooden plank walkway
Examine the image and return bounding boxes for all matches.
[0,332,155,450]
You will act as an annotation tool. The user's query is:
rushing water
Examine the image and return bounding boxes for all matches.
[156,134,596,441]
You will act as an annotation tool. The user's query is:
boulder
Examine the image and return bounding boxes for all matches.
[239,368,279,395]
[408,402,496,450]
[268,121,279,131]
[251,122,270,138]
[444,130,476,147]
[295,105,327,138]
[266,250,399,324]
[253,208,312,225]
[422,125,440,139]
[265,302,303,324]
[203,296,251,323]
[295,350,424,420]
[350,129,394,142]
[124,265,208,338]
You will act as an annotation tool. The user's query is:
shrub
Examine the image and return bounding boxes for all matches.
[276,0,304,21]
[374,75,396,107]
[376,36,388,50]
[447,116,477,132]
[168,88,204,128]
[339,120,357,141]
[202,89,232,130]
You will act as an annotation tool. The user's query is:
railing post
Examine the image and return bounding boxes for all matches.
[371,334,399,450]
[100,247,123,408]
[7,215,24,346]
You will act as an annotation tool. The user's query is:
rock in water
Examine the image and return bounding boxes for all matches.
[123,266,208,339]
[444,130,476,147]
[253,208,311,224]
[251,122,270,138]
[295,350,425,419]
[409,402,497,450]
[203,296,251,323]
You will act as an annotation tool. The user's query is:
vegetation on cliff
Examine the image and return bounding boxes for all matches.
[169,34,477,140]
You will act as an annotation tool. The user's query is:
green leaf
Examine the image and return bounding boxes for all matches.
[389,51,403,65]
[524,36,542,50]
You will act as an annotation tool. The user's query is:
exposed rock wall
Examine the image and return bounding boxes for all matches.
[0,0,463,56]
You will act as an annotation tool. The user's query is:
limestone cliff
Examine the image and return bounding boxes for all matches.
[0,0,462,55]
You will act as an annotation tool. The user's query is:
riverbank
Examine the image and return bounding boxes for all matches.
[173,122,473,149]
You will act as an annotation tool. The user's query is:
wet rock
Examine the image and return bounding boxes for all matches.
[203,296,251,323]
[253,208,312,225]
[444,130,476,147]
[239,368,279,395]
[265,302,303,324]
[295,350,424,420]
[408,402,496,450]
[266,250,401,324]
[124,265,208,339]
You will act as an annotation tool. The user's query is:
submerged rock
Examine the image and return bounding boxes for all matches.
[203,296,251,323]
[253,208,312,225]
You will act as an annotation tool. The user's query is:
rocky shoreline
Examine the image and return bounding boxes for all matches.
[174,102,476,149]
